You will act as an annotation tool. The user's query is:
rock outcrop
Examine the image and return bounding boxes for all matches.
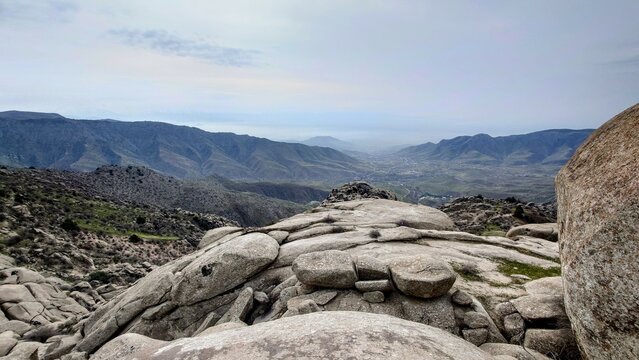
[322,181,397,205]
[92,311,495,360]
[492,277,579,359]
[556,103,639,359]
[0,258,104,359]
[65,198,568,357]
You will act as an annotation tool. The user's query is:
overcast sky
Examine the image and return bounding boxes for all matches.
[1,1,638,145]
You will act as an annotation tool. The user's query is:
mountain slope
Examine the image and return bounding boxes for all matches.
[397,129,594,165]
[61,165,308,227]
[0,111,364,181]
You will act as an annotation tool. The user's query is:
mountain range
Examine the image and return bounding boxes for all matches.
[396,129,594,165]
[0,111,363,182]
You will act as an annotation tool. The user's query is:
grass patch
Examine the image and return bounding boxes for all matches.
[480,223,506,237]
[130,232,179,241]
[498,260,561,280]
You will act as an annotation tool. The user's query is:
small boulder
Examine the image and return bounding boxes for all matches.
[463,312,490,329]
[511,295,568,327]
[354,280,393,293]
[389,255,456,298]
[463,328,489,346]
[506,223,558,241]
[354,255,389,280]
[451,290,473,306]
[502,313,525,340]
[292,250,357,289]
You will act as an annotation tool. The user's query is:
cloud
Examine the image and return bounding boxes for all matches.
[605,53,639,71]
[0,0,77,22]
[108,29,259,67]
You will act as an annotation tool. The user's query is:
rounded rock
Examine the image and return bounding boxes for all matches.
[388,255,456,299]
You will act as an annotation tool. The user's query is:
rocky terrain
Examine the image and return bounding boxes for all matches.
[0,192,576,359]
[439,195,556,236]
[0,105,636,359]
[0,167,236,285]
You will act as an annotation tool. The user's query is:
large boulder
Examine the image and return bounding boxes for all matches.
[556,103,639,359]
[92,311,494,360]
[76,233,280,354]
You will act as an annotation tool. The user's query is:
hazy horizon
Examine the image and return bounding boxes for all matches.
[2,1,638,145]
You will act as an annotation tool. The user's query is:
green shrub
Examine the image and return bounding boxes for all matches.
[368,229,381,239]
[129,234,143,243]
[60,218,80,232]
[136,216,146,225]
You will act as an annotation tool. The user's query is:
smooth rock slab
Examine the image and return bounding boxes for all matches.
[92,311,494,360]
[172,233,279,305]
[292,250,357,289]
[389,255,456,298]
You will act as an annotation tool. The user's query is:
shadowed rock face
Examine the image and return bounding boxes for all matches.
[556,103,639,359]
[91,311,494,360]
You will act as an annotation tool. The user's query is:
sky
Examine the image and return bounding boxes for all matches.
[1,1,639,146]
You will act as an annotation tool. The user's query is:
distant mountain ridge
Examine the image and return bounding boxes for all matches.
[300,136,356,151]
[0,111,364,181]
[396,129,594,165]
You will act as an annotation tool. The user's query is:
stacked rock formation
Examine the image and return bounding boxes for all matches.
[493,277,579,359]
[61,198,567,359]
[556,103,639,359]
[0,255,122,359]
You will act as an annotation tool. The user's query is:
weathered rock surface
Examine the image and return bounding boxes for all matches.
[480,343,550,360]
[557,104,639,359]
[92,312,495,360]
[0,197,565,358]
[76,232,279,353]
[389,256,457,298]
[507,223,558,241]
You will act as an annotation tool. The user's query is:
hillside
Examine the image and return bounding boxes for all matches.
[205,175,329,204]
[0,111,364,182]
[0,167,236,283]
[55,165,310,227]
[397,129,594,165]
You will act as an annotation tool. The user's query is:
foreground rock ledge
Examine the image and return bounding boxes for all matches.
[556,103,639,359]
[92,311,494,360]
